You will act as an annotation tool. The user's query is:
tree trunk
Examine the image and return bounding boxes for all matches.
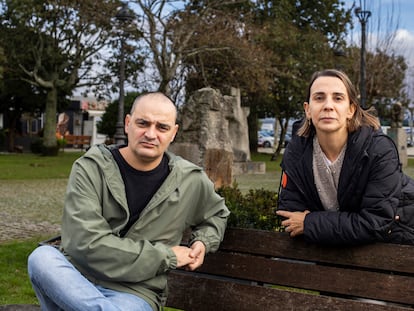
[6,112,19,152]
[247,107,259,152]
[42,88,59,156]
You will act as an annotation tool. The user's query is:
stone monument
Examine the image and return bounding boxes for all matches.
[387,102,407,167]
[169,87,265,188]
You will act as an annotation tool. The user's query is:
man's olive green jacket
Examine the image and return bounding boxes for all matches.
[61,144,230,310]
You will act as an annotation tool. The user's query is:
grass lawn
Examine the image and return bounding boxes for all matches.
[0,237,45,305]
[0,151,84,306]
[0,151,84,180]
[0,149,282,307]
[0,236,180,309]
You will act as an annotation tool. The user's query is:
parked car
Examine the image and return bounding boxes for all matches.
[258,133,274,148]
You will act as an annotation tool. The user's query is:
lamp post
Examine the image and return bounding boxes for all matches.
[334,48,346,70]
[114,2,134,145]
[355,4,371,109]
[409,103,414,146]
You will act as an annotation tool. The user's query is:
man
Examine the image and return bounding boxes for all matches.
[28,92,230,311]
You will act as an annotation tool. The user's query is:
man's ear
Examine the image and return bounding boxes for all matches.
[124,114,131,134]
[171,124,179,142]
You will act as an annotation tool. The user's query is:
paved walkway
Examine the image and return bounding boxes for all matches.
[0,179,64,243]
[0,213,60,243]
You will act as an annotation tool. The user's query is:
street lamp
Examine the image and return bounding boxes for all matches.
[114,2,134,145]
[333,48,346,70]
[409,103,414,146]
[355,4,371,109]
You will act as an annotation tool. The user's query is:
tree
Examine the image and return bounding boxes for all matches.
[340,46,408,126]
[180,1,272,97]
[0,23,71,151]
[0,47,4,92]
[124,1,354,155]
[96,92,140,139]
[130,0,255,102]
[343,1,408,120]
[0,74,47,152]
[248,0,352,155]
[347,47,408,105]
[0,0,119,155]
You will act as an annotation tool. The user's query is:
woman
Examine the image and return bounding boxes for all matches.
[276,69,414,245]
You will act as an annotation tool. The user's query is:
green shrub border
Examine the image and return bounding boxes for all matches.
[217,182,281,231]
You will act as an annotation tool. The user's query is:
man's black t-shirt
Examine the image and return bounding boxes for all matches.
[111,148,169,236]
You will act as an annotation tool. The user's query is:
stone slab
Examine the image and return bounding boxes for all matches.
[387,128,408,167]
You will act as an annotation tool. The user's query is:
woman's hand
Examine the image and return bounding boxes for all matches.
[276,210,310,237]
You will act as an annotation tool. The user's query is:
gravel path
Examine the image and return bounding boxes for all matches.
[0,179,66,243]
[2,161,414,244]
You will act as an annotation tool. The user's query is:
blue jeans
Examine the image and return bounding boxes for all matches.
[28,245,153,311]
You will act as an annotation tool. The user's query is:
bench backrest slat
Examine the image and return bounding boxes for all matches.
[196,251,414,304]
[221,228,414,274]
[167,228,414,310]
[64,135,91,148]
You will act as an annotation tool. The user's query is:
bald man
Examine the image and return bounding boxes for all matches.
[28,92,230,311]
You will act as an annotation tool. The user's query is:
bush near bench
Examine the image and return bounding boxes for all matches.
[217,182,281,231]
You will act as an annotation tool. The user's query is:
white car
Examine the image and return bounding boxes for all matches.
[258,134,274,148]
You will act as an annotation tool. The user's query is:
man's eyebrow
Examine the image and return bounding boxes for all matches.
[136,118,172,127]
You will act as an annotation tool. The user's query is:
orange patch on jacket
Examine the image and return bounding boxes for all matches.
[281,172,288,188]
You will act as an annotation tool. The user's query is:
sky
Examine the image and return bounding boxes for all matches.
[344,0,414,97]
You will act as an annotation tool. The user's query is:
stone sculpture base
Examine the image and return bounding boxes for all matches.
[170,87,264,188]
[387,128,407,167]
[233,161,266,175]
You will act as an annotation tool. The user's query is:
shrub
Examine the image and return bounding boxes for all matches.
[0,127,5,144]
[30,138,43,154]
[57,137,67,149]
[217,182,281,231]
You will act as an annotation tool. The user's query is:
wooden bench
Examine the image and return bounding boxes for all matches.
[36,228,414,310]
[64,135,91,150]
[165,227,414,310]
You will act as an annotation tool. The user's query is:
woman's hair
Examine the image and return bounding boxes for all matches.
[297,69,380,137]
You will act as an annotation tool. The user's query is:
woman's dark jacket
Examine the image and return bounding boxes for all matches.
[278,125,414,245]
